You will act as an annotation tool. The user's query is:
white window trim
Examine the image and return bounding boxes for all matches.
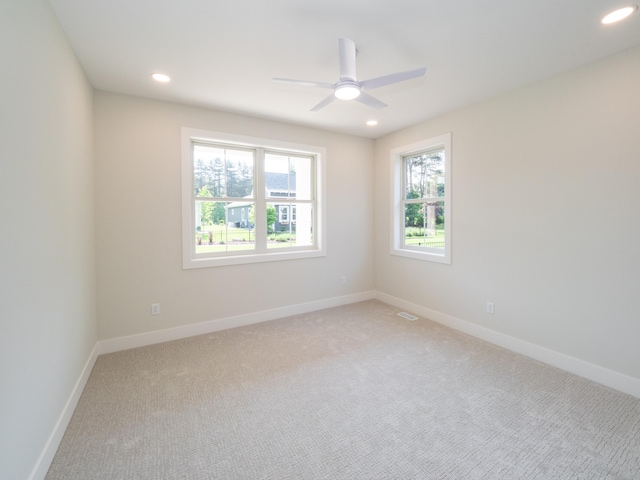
[182,127,326,268]
[390,132,452,264]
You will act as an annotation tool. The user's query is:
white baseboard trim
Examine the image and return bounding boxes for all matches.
[98,291,376,355]
[29,343,100,480]
[375,292,640,399]
[31,290,639,479]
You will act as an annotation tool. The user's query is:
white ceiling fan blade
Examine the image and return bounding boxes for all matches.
[355,91,388,110]
[272,77,334,89]
[338,37,357,81]
[310,94,337,112]
[359,67,426,90]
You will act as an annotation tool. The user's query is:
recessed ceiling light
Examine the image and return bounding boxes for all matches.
[366,120,378,126]
[601,5,637,24]
[151,73,171,83]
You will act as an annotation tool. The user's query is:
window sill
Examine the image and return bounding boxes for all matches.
[184,248,326,269]
[390,247,451,265]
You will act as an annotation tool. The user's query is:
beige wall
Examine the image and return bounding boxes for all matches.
[0,1,96,478]
[94,92,374,340]
[373,45,640,380]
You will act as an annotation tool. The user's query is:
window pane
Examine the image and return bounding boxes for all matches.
[264,153,313,200]
[403,201,445,249]
[193,144,254,198]
[290,155,312,201]
[267,202,313,249]
[194,201,255,253]
[404,149,445,200]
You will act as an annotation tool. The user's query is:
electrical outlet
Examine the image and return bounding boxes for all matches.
[486,301,494,314]
[340,275,347,285]
[151,303,160,315]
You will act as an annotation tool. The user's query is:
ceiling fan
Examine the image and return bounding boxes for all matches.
[273,37,426,111]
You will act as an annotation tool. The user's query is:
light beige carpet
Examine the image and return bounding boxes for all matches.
[46,300,640,479]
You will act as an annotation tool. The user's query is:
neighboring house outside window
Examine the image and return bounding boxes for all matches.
[182,128,326,268]
[227,172,297,231]
[390,133,451,264]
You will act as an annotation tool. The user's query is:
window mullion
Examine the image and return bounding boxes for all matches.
[254,148,267,253]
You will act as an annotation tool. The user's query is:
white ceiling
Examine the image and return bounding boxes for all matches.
[48,0,640,138]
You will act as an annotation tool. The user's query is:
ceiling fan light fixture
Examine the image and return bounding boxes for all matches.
[334,83,361,100]
[601,5,637,24]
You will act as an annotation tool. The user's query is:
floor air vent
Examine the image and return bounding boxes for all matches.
[397,312,418,321]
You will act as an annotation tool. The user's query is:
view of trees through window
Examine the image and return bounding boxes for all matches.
[403,148,445,248]
[193,144,255,252]
[193,145,254,199]
[191,143,314,254]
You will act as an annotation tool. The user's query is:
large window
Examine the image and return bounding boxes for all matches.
[182,128,325,268]
[390,133,451,264]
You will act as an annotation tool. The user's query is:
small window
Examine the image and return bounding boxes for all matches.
[390,133,451,264]
[278,205,297,224]
[182,128,326,268]
[279,205,289,223]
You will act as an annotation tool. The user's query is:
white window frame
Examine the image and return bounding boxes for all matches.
[182,128,326,268]
[390,133,452,264]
